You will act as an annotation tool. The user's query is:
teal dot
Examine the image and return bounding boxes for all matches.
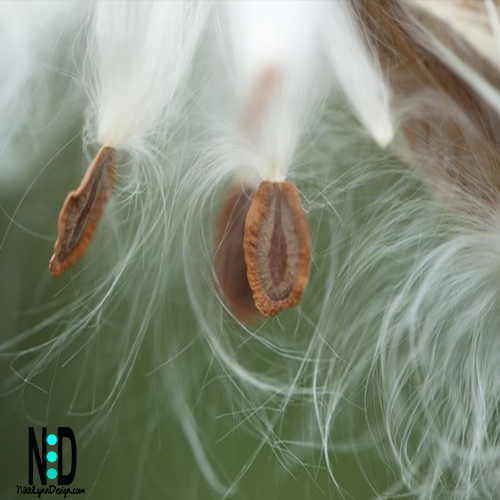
[47,468,57,480]
[47,434,57,446]
[47,451,57,463]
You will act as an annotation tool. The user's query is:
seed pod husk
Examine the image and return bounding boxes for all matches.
[214,184,261,322]
[49,145,117,278]
[244,181,310,316]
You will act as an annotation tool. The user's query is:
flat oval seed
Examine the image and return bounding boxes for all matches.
[214,184,261,322]
[49,145,117,278]
[244,181,310,316]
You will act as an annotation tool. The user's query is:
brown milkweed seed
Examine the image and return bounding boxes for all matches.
[214,184,261,322]
[49,145,117,278]
[244,181,310,316]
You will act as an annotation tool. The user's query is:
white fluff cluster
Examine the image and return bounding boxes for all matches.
[323,0,394,148]
[0,0,88,192]
[2,2,500,499]
[222,1,326,182]
[89,1,209,151]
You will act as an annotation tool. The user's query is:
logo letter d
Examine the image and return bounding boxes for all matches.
[58,427,77,485]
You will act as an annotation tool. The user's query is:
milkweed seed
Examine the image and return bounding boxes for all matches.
[244,181,310,316]
[49,145,117,278]
[214,184,261,322]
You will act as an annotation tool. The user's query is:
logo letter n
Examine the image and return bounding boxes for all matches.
[28,427,47,485]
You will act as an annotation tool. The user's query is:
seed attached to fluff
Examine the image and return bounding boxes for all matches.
[49,146,117,278]
[244,181,310,316]
[214,184,261,322]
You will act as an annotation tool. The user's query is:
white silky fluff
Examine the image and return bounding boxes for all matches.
[408,0,500,71]
[377,231,500,500]
[368,2,500,499]
[323,0,394,148]
[223,1,326,182]
[90,1,209,150]
[0,1,87,192]
[404,0,500,118]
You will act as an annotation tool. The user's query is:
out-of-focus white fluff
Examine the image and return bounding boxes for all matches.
[0,1,87,191]
[0,1,78,126]
[408,0,500,70]
[357,1,500,499]
[323,1,394,148]
[223,0,326,182]
[404,0,500,118]
[90,1,209,150]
